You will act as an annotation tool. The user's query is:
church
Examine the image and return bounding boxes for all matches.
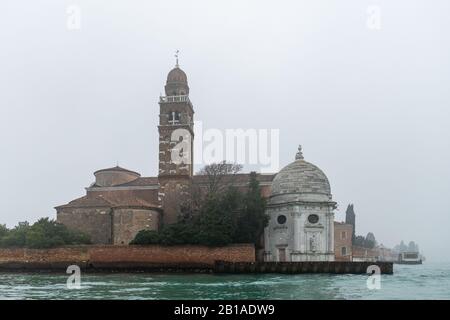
[56,60,337,262]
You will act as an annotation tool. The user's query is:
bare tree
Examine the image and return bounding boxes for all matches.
[197,161,243,195]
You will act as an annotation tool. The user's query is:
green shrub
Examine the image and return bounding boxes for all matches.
[0,218,91,248]
[130,171,268,247]
[130,230,160,245]
[0,224,8,239]
[234,172,268,246]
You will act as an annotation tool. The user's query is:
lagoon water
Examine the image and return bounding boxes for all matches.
[0,263,449,300]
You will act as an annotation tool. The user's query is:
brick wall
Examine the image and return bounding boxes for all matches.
[57,208,112,244]
[334,222,353,261]
[112,209,160,245]
[0,244,255,268]
[0,247,90,263]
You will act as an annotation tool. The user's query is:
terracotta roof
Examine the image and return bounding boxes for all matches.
[115,177,159,187]
[93,166,140,176]
[106,196,160,209]
[56,195,159,210]
[55,195,114,209]
[89,173,274,188]
[192,173,275,185]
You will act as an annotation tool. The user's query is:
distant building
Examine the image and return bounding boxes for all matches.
[352,246,379,262]
[334,222,353,261]
[377,245,397,262]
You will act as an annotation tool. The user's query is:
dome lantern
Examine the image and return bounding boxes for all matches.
[164,50,189,96]
[295,145,304,160]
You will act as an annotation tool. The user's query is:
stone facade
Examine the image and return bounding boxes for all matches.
[264,147,336,262]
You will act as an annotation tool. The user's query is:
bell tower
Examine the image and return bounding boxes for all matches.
[158,54,194,224]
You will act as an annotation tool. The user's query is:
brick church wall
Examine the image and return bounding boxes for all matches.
[57,208,112,244]
[112,209,160,245]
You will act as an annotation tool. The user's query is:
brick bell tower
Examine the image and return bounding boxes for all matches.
[158,53,194,225]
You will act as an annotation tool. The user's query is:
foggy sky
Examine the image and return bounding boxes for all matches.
[1,0,449,261]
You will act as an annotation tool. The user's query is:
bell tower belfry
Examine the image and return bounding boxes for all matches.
[157,53,194,224]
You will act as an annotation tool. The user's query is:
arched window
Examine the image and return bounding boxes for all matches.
[168,111,181,124]
[341,247,347,256]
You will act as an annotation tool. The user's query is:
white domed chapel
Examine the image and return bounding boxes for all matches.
[263,146,336,262]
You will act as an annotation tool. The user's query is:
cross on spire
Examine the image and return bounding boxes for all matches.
[295,145,304,160]
[175,50,179,67]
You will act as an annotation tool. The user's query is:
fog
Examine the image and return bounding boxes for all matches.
[1,0,449,261]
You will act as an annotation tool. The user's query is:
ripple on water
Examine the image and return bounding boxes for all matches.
[1,263,450,300]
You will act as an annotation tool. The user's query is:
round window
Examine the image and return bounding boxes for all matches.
[308,214,319,224]
[277,215,287,225]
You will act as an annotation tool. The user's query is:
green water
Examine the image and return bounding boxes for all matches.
[0,263,449,300]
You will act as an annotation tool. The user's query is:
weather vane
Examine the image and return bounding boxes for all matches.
[175,50,179,67]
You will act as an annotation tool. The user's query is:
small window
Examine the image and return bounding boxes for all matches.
[341,231,346,240]
[277,215,287,225]
[341,247,347,256]
[168,111,181,124]
[307,214,319,224]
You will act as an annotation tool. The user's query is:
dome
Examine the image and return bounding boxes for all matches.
[270,146,332,203]
[167,67,187,84]
[93,166,140,187]
[165,66,189,96]
[94,166,140,176]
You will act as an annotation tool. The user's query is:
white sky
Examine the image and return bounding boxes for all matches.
[1,0,449,261]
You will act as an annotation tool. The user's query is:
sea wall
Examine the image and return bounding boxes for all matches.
[0,244,255,271]
[214,261,394,274]
[0,245,394,274]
